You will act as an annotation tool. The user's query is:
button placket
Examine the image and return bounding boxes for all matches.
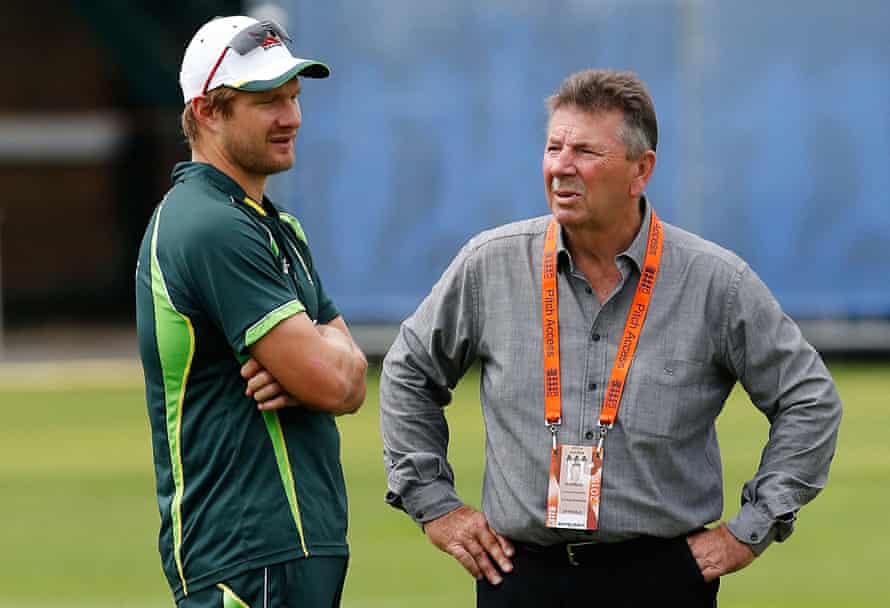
[580,323,606,444]
[587,323,609,443]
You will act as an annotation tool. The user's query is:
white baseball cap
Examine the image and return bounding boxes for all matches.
[179,15,330,103]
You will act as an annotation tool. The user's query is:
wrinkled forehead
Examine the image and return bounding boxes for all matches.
[546,106,626,142]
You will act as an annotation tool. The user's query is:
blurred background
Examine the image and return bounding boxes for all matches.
[0,1,887,607]
[1,0,888,355]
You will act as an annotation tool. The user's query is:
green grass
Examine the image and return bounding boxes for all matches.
[0,361,886,607]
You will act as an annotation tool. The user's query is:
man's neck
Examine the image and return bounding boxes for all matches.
[192,149,266,203]
[561,200,644,303]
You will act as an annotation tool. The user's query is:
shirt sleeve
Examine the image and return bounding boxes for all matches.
[183,212,305,357]
[721,264,842,554]
[379,240,481,525]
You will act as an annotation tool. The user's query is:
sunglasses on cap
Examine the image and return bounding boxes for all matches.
[201,20,294,97]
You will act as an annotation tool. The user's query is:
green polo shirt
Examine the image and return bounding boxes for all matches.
[135,162,348,601]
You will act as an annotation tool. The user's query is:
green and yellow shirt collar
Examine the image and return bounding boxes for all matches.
[171,161,276,217]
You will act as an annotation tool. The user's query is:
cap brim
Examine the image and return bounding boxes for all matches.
[233,60,331,92]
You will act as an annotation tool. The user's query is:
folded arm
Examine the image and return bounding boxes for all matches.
[244,313,367,415]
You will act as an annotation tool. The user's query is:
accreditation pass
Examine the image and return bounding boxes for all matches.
[546,444,603,529]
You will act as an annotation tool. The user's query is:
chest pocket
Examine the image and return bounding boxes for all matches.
[621,358,723,440]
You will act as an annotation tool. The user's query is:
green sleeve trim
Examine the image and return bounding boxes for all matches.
[244,299,306,348]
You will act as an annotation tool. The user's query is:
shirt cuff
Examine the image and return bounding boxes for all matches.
[726,503,797,555]
[385,479,464,526]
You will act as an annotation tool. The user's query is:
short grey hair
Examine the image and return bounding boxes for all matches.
[546,69,658,159]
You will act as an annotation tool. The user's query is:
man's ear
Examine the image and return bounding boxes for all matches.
[191,96,219,135]
[629,150,656,199]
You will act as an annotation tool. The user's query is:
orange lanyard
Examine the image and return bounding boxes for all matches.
[541,220,563,446]
[541,211,664,452]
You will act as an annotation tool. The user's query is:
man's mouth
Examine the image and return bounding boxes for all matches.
[553,189,583,203]
[551,178,584,202]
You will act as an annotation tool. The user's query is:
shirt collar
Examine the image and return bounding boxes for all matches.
[555,196,653,273]
[172,161,275,218]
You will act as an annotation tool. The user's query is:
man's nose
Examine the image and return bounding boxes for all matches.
[551,149,576,175]
[280,100,301,129]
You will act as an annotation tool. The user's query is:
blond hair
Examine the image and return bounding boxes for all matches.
[180,87,238,146]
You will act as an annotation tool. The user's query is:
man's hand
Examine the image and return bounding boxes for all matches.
[686,525,756,582]
[241,358,297,411]
[424,506,514,585]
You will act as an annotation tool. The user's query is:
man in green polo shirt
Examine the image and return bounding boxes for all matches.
[135,16,367,607]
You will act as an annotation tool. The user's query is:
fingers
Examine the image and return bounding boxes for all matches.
[686,526,756,583]
[475,526,513,579]
[686,531,713,582]
[244,370,274,397]
[257,394,291,411]
[240,358,262,380]
[494,532,516,561]
[249,377,295,410]
[425,507,513,586]
[240,360,294,409]
[447,537,503,584]
[253,381,284,403]
[451,544,483,581]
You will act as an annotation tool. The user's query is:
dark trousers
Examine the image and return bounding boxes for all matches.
[477,535,719,608]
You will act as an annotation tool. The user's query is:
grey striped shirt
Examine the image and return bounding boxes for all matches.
[380,200,841,553]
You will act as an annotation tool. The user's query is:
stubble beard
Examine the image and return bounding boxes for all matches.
[224,132,294,177]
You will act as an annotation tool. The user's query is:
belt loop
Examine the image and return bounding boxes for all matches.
[566,544,579,566]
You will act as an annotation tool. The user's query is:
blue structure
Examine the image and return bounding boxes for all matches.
[276,1,890,322]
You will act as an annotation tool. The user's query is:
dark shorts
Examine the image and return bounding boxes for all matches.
[178,557,348,608]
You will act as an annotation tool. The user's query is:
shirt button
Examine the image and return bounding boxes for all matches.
[585,286,593,295]
[749,533,758,542]
[416,511,424,520]
[592,333,601,342]
[585,431,595,440]
[588,382,597,391]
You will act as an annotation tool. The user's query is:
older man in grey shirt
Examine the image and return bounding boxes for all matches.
[380,69,841,607]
